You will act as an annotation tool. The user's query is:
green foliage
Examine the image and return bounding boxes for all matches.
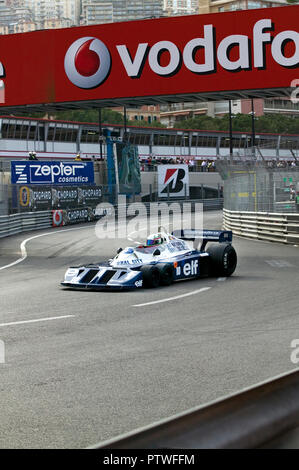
[26,109,166,128]
[7,108,299,135]
[174,113,299,134]
[129,119,165,128]
[54,108,124,124]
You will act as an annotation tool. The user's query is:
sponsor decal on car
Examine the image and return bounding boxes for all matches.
[116,259,143,266]
[176,259,199,277]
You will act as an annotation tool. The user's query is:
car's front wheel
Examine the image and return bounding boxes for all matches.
[158,263,174,286]
[141,265,161,288]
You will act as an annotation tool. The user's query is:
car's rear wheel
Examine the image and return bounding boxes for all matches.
[206,243,237,277]
[158,263,174,286]
[141,265,161,288]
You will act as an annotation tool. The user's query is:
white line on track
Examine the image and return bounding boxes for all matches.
[217,277,227,281]
[0,315,75,327]
[0,225,94,271]
[132,286,211,307]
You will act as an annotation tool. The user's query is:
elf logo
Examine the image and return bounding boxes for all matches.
[176,260,199,277]
[159,165,189,198]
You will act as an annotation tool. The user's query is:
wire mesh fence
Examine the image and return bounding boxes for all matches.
[218,160,299,213]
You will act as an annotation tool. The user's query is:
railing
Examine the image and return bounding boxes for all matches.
[90,369,299,449]
[0,199,223,239]
[140,163,217,172]
[0,211,52,238]
[223,209,299,244]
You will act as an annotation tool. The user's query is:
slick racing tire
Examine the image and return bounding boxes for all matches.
[158,263,174,286]
[141,265,160,288]
[206,243,237,277]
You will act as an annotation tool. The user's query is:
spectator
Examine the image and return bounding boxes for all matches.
[28,151,38,160]
[290,184,296,201]
[189,159,195,171]
[201,160,207,172]
[75,153,82,161]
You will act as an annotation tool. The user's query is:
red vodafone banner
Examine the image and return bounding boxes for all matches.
[0,6,298,108]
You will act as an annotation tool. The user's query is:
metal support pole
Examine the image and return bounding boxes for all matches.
[229,100,233,163]
[123,106,127,142]
[251,98,256,158]
[99,108,103,160]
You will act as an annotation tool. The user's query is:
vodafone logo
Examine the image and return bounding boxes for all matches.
[64,37,111,89]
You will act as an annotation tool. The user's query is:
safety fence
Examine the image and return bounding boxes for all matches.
[223,209,299,244]
[0,198,223,239]
[0,211,52,238]
[218,162,299,214]
[91,369,299,449]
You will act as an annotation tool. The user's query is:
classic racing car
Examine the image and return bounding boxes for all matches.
[61,228,237,290]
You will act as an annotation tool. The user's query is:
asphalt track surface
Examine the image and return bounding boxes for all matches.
[1,210,299,448]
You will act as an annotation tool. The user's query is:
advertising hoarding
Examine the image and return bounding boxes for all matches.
[158,165,190,198]
[0,6,297,110]
[11,161,94,185]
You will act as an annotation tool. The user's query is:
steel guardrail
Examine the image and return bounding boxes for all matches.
[0,211,53,238]
[90,369,299,449]
[223,209,299,244]
[0,199,223,239]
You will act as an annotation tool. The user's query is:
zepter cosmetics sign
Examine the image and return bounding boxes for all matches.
[0,6,298,108]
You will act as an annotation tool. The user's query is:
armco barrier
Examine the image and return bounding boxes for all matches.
[0,199,223,240]
[116,198,223,217]
[223,209,299,244]
[0,211,52,238]
[91,369,299,449]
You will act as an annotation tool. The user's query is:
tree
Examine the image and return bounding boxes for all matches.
[174,113,299,134]
[128,119,165,128]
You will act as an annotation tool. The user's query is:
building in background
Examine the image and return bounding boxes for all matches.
[199,0,287,14]
[113,105,161,124]
[81,0,163,25]
[0,0,81,34]
[163,0,198,16]
[24,0,80,27]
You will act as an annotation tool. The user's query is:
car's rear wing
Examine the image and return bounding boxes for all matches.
[172,229,232,246]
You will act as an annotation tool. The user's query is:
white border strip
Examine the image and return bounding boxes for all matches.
[0,225,94,271]
[0,314,75,327]
[133,286,211,307]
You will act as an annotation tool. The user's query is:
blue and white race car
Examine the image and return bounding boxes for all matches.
[61,228,237,290]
